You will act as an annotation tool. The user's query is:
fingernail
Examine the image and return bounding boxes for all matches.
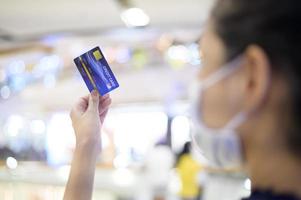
[91,90,99,97]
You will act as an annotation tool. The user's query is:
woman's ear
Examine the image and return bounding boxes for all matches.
[243,45,272,112]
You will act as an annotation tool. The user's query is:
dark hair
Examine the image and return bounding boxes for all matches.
[175,142,191,165]
[211,0,301,157]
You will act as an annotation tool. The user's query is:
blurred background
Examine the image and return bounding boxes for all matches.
[0,0,250,199]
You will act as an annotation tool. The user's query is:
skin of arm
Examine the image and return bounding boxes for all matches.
[63,90,112,200]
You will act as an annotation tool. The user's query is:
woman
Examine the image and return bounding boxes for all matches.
[190,0,301,199]
[64,0,301,199]
[176,142,203,200]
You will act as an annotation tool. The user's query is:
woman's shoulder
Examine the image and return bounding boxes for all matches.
[242,190,301,200]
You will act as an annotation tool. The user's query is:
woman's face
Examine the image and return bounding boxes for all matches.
[197,21,290,167]
[197,23,247,129]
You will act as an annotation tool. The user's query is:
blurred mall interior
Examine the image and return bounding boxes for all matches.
[0,0,251,199]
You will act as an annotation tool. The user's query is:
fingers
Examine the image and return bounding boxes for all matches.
[78,96,89,111]
[71,91,111,121]
[99,97,112,114]
[99,94,110,103]
[87,90,100,113]
[80,94,90,102]
[70,95,89,119]
[99,109,109,124]
[99,94,111,123]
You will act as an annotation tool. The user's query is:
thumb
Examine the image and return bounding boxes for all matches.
[88,90,100,113]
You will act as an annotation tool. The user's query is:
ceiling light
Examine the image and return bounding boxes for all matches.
[121,8,150,27]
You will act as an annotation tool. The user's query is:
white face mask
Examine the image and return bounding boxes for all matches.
[190,56,248,169]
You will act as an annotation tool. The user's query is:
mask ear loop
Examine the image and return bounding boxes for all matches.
[224,112,249,130]
[202,56,244,90]
[190,55,245,150]
[190,125,204,154]
[224,56,273,130]
[197,55,245,131]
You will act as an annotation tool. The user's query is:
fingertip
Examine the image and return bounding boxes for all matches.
[102,94,110,99]
[91,90,99,98]
[90,91,100,104]
[104,96,112,105]
[99,94,110,102]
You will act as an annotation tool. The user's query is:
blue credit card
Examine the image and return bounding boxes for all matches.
[74,47,119,96]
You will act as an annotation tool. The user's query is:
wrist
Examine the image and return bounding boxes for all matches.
[75,138,101,155]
